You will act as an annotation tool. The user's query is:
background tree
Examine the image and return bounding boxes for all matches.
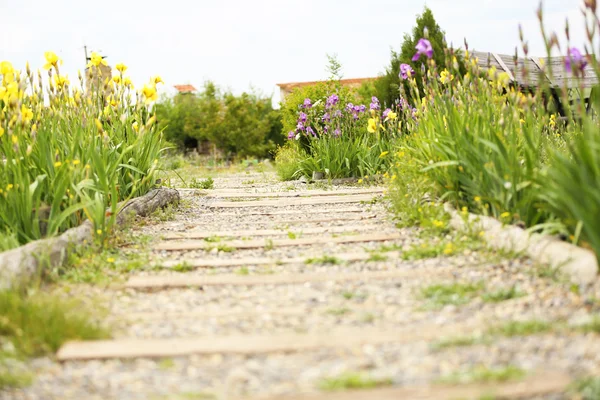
[374,6,448,107]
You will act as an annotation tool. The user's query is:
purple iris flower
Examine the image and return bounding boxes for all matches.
[298,112,307,123]
[326,94,339,108]
[370,97,380,110]
[287,131,295,139]
[306,126,316,137]
[345,103,355,112]
[382,108,391,118]
[333,110,342,118]
[322,113,331,122]
[297,121,305,131]
[334,128,341,137]
[412,38,433,61]
[565,47,588,73]
[358,105,366,112]
[302,98,312,108]
[400,63,414,79]
[398,97,409,111]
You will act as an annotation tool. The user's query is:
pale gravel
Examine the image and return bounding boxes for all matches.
[4,171,599,400]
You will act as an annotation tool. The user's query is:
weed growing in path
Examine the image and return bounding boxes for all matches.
[319,372,393,391]
[305,255,342,265]
[420,282,484,309]
[439,365,526,384]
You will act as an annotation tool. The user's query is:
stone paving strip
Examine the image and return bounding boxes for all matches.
[154,233,402,251]
[124,267,453,289]
[209,194,381,208]
[158,251,401,269]
[57,320,479,361]
[198,188,385,198]
[162,224,382,240]
[213,207,377,217]
[249,370,571,400]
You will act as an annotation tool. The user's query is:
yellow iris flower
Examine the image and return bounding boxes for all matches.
[53,74,70,88]
[87,52,108,68]
[43,51,62,70]
[20,104,33,123]
[439,69,454,84]
[115,63,127,73]
[151,76,164,85]
[385,111,397,122]
[142,83,158,104]
[367,118,377,133]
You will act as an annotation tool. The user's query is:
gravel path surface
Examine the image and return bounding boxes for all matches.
[4,171,599,400]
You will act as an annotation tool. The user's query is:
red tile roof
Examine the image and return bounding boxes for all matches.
[277,77,377,90]
[174,84,197,93]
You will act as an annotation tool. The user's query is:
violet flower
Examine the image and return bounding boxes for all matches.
[333,110,342,118]
[326,94,339,108]
[334,128,341,137]
[287,131,295,139]
[306,126,316,137]
[370,96,380,110]
[382,108,391,118]
[297,121,305,131]
[345,103,355,112]
[302,98,312,108]
[412,38,433,61]
[298,112,307,123]
[565,47,588,73]
[322,113,331,122]
[400,63,414,79]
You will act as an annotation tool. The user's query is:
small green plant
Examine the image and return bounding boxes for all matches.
[439,365,526,384]
[264,239,275,251]
[482,286,524,303]
[172,263,194,273]
[158,358,175,370]
[150,204,178,222]
[236,267,250,275]
[0,364,32,390]
[360,313,375,323]
[570,377,600,400]
[577,317,600,334]
[319,372,393,391]
[488,320,554,337]
[204,235,223,243]
[420,281,483,309]
[189,177,214,190]
[287,231,298,239]
[326,307,351,316]
[367,253,387,262]
[305,255,342,265]
[216,244,235,253]
[431,335,492,351]
[0,288,109,359]
[242,180,256,185]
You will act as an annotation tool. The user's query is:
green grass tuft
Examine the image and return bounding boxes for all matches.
[319,372,393,391]
[482,286,524,303]
[0,288,109,359]
[439,365,526,385]
[420,282,483,308]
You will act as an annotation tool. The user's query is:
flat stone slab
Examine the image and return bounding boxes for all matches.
[215,208,372,217]
[199,188,385,198]
[162,224,382,240]
[57,320,473,361]
[249,371,571,400]
[153,233,403,251]
[209,194,381,208]
[158,251,401,269]
[124,267,450,289]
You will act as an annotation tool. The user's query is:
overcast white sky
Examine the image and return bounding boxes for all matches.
[0,0,594,106]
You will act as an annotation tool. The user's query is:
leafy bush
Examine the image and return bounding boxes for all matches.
[156,82,282,159]
[274,143,304,181]
[0,53,164,247]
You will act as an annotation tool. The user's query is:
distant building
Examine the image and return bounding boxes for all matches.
[174,84,197,94]
[276,77,377,100]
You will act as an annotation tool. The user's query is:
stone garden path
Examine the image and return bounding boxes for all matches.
[7,171,600,399]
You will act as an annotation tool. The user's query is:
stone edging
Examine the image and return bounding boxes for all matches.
[0,187,180,289]
[444,203,598,285]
